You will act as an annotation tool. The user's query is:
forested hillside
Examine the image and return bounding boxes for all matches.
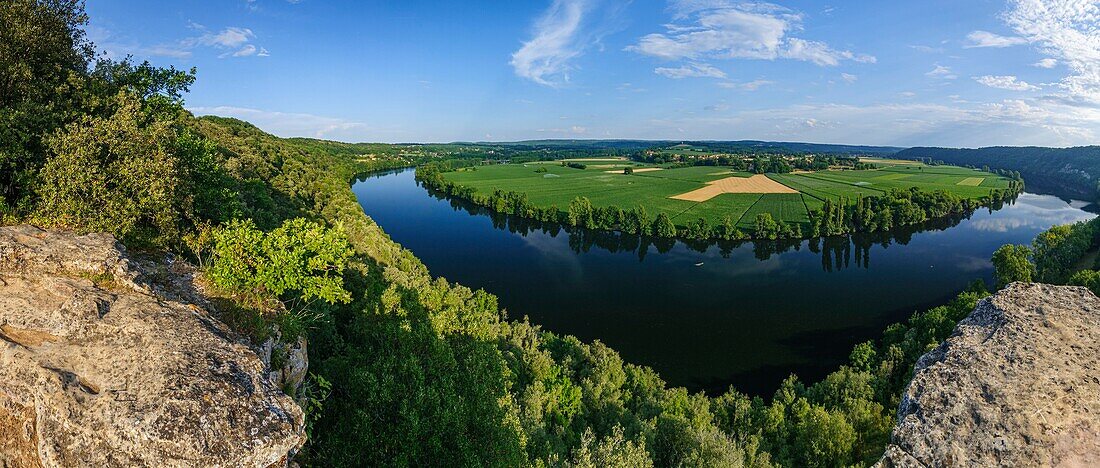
[896,146,1100,198]
[6,2,1099,467]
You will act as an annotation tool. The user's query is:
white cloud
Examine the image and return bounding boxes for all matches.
[717,79,774,90]
[188,26,269,59]
[88,23,270,60]
[1005,0,1100,104]
[654,62,727,79]
[627,1,874,69]
[189,106,380,141]
[1033,58,1057,68]
[188,27,255,48]
[511,0,587,86]
[85,25,192,59]
[783,38,876,66]
[974,75,1039,91]
[964,30,1028,48]
[840,73,857,83]
[636,99,1100,147]
[925,64,957,79]
[909,44,944,53]
[511,0,626,86]
[228,44,258,57]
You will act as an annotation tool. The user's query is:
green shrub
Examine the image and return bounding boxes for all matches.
[207,218,354,314]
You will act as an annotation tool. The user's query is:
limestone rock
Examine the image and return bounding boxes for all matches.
[0,225,304,467]
[878,282,1100,467]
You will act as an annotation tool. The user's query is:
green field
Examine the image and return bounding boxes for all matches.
[440,159,1013,229]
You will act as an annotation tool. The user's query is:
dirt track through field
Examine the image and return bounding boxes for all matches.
[670,174,798,201]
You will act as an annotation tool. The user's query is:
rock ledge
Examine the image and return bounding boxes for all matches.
[878,282,1100,467]
[0,225,304,467]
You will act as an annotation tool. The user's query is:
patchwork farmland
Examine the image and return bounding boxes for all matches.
[438,158,1014,230]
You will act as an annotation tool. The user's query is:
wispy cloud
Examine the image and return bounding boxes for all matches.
[511,0,586,86]
[964,30,1028,48]
[1033,58,1057,68]
[186,25,269,58]
[909,44,944,53]
[840,72,857,83]
[189,106,382,141]
[510,0,623,86]
[925,64,957,80]
[639,99,1100,147]
[654,62,727,79]
[717,79,774,90]
[87,23,270,60]
[85,25,192,59]
[974,75,1039,91]
[628,0,875,77]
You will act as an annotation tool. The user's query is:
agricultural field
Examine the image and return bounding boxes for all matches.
[440,159,1013,229]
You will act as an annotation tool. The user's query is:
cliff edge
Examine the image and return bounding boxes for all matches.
[878,282,1100,467]
[0,226,304,467]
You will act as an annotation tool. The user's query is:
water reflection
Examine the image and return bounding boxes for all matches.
[422,181,1023,273]
[353,168,1097,396]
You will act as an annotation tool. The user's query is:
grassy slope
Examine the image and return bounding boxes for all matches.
[442,160,1012,230]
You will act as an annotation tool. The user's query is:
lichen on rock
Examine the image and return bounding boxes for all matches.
[878,282,1100,467]
[0,225,304,467]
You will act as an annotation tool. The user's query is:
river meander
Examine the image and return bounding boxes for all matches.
[353,168,1097,396]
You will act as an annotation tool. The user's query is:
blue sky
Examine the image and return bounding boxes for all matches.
[86,0,1100,147]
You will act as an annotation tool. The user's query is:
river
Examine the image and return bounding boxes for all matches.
[352,168,1097,396]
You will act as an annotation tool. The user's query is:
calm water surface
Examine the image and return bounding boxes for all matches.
[353,168,1096,396]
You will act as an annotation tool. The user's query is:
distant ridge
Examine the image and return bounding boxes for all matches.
[458,139,906,155]
[896,146,1100,198]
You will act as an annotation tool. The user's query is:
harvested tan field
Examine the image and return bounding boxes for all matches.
[605,167,664,174]
[670,174,797,202]
[957,177,985,186]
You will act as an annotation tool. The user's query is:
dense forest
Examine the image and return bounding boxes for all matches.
[3,2,1096,467]
[896,146,1100,199]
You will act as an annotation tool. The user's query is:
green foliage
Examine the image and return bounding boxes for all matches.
[207,218,354,313]
[651,213,677,238]
[0,0,94,209]
[1068,269,1100,295]
[1032,219,1100,283]
[36,92,232,247]
[562,426,653,468]
[754,213,780,240]
[567,196,594,228]
[991,244,1035,288]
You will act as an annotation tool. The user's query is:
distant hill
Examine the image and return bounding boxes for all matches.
[896,146,1100,198]
[473,139,905,155]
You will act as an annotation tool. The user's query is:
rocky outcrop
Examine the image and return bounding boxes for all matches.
[878,282,1100,467]
[0,225,304,467]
